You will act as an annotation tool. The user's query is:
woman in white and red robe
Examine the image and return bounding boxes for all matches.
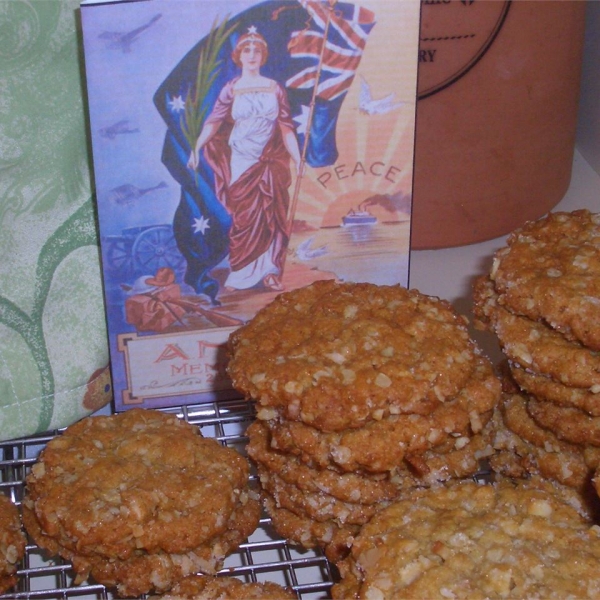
[188,28,302,292]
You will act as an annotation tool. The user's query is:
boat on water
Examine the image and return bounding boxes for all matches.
[341,209,378,227]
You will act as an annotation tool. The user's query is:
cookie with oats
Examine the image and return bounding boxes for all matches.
[267,357,498,474]
[22,409,260,597]
[400,428,495,485]
[489,410,600,506]
[265,428,491,501]
[332,477,600,599]
[510,362,600,416]
[150,575,297,599]
[228,280,480,432]
[0,494,26,594]
[490,395,600,491]
[473,276,600,389]
[263,494,358,564]
[502,393,581,453]
[257,466,389,526]
[490,209,600,350]
[528,397,600,447]
[247,420,401,505]
[493,308,600,389]
[269,411,493,476]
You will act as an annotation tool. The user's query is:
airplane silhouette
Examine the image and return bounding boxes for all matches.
[98,13,162,53]
[109,181,167,206]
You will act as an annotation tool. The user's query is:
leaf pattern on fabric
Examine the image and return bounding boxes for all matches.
[0,0,110,440]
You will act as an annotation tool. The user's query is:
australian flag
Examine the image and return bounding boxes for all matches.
[154,0,375,303]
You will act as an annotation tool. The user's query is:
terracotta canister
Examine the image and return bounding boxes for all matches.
[412,0,587,249]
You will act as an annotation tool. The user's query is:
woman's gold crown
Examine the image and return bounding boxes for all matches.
[235,26,267,49]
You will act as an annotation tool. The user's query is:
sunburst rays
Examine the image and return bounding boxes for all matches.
[294,97,416,227]
[290,0,419,229]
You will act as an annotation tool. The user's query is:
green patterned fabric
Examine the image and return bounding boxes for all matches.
[0,0,111,441]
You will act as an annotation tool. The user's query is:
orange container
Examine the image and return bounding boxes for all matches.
[412,0,587,249]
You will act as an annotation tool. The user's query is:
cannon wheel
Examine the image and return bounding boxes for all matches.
[102,236,135,279]
[131,225,186,279]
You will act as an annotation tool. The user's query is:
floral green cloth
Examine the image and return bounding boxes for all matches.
[0,0,111,441]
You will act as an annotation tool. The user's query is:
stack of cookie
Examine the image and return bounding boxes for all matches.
[228,280,501,561]
[23,409,261,598]
[473,209,600,494]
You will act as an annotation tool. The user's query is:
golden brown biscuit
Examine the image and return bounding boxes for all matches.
[502,393,579,453]
[262,494,358,564]
[228,280,480,432]
[23,409,260,597]
[333,477,600,599]
[246,420,400,505]
[474,276,600,389]
[73,500,260,597]
[248,418,493,520]
[266,357,498,474]
[510,362,600,416]
[257,466,388,526]
[0,494,25,594]
[400,428,495,485]
[490,209,600,350]
[149,575,297,599]
[490,397,600,491]
[528,397,600,447]
[269,414,493,479]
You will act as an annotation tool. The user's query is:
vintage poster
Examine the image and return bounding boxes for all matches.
[81,0,420,410]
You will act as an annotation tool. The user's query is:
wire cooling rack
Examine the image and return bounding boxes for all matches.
[0,399,336,599]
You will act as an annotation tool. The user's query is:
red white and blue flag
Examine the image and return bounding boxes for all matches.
[287,0,376,101]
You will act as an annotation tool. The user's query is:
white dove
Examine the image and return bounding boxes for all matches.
[295,236,328,261]
[358,76,406,115]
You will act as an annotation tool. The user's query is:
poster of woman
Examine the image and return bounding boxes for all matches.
[81,0,421,410]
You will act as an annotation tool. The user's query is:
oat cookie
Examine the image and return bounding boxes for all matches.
[257,466,388,527]
[246,420,400,505]
[528,397,600,447]
[150,575,297,599]
[502,393,580,453]
[275,413,490,477]
[493,308,600,389]
[400,429,495,486]
[262,495,358,563]
[257,425,495,560]
[490,397,600,491]
[249,418,491,512]
[76,500,260,596]
[228,280,480,432]
[23,409,260,597]
[0,494,26,594]
[333,478,600,599]
[474,277,600,389]
[267,358,498,473]
[267,412,444,474]
[510,362,600,416]
[490,210,600,350]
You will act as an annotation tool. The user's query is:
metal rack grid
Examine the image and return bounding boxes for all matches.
[0,399,336,599]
